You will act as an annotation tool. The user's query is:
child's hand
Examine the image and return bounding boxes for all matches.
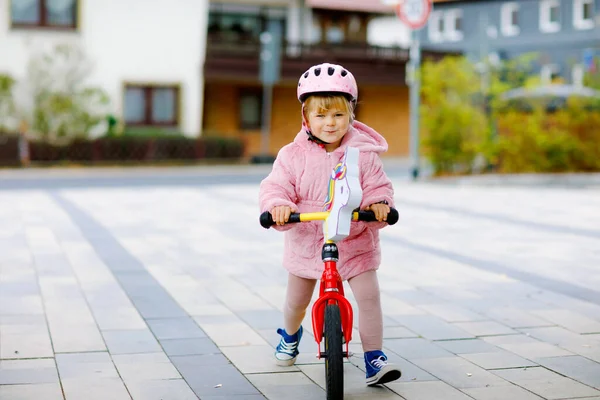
[271,205,296,226]
[365,203,391,222]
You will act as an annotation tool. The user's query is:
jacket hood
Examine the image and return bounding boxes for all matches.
[293,120,388,155]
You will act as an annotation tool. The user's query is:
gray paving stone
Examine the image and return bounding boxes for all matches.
[536,355,600,389]
[112,352,182,381]
[383,326,420,339]
[91,307,147,330]
[55,352,120,380]
[390,315,475,341]
[199,396,266,400]
[170,354,262,397]
[0,295,44,315]
[102,329,162,354]
[246,371,325,399]
[531,309,600,334]
[0,359,59,385]
[486,307,555,328]
[385,338,455,360]
[437,339,503,355]
[460,351,538,370]
[0,327,54,359]
[129,291,189,319]
[453,321,517,337]
[160,337,220,356]
[386,381,474,400]
[125,379,198,400]
[462,384,545,400]
[411,357,510,389]
[0,281,40,296]
[0,382,64,400]
[417,304,486,322]
[147,317,207,340]
[47,323,107,353]
[484,335,574,359]
[492,366,600,399]
[60,377,131,400]
[236,309,285,330]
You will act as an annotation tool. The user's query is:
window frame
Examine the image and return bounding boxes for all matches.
[123,84,181,128]
[444,8,463,42]
[238,87,263,131]
[501,2,520,36]
[427,10,444,43]
[539,0,561,33]
[573,0,594,30]
[10,0,79,30]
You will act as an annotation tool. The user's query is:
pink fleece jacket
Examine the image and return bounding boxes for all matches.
[259,121,395,280]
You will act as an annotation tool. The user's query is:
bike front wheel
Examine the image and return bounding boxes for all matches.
[324,303,344,400]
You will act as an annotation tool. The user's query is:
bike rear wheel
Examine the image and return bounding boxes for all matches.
[324,303,344,400]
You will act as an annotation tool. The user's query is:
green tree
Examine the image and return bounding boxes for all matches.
[0,74,16,133]
[25,43,111,144]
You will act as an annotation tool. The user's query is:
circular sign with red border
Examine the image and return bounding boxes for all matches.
[395,0,432,30]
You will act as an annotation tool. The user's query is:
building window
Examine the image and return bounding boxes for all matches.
[428,11,444,42]
[239,89,262,130]
[501,2,520,36]
[428,9,463,42]
[540,0,561,33]
[574,0,594,30]
[444,9,463,41]
[11,0,77,29]
[124,85,180,127]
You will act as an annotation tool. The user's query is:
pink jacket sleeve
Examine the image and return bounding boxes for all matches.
[258,146,298,231]
[360,152,395,229]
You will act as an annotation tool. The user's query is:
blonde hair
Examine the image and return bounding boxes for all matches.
[303,95,355,123]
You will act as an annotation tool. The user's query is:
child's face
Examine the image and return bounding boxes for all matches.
[306,106,350,151]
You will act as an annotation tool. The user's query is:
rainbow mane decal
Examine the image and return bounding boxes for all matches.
[323,162,347,211]
[321,147,362,242]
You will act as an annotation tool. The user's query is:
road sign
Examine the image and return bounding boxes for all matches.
[395,0,432,30]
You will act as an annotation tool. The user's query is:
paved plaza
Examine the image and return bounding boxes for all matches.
[1,167,600,399]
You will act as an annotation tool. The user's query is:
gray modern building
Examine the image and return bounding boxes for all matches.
[420,0,598,84]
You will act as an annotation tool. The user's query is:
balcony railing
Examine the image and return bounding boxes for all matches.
[206,34,409,61]
[204,35,451,84]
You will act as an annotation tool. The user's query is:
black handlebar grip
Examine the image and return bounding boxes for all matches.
[356,208,399,225]
[260,211,302,229]
[387,208,399,225]
[259,211,274,228]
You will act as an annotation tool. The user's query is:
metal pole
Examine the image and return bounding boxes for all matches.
[261,83,274,156]
[409,29,421,180]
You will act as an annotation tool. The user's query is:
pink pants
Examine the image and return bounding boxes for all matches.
[283,270,383,352]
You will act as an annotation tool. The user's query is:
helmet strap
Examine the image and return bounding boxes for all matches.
[305,129,331,145]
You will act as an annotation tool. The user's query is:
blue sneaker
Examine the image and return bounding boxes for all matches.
[275,326,303,366]
[365,350,402,386]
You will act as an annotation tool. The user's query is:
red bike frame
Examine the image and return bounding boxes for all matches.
[311,247,353,359]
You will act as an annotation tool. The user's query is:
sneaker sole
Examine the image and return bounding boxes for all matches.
[275,355,298,367]
[366,366,402,386]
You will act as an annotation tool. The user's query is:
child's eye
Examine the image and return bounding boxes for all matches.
[316,114,325,118]
[335,113,344,117]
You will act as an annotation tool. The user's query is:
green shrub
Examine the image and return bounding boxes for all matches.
[420,56,489,175]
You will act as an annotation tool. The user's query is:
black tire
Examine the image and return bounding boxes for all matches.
[324,304,344,400]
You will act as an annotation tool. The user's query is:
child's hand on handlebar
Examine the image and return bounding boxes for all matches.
[271,205,297,226]
[364,203,391,222]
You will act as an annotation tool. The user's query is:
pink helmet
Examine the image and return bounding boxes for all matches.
[297,63,358,103]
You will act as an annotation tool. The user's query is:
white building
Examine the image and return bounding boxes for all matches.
[0,0,209,136]
[0,0,410,137]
